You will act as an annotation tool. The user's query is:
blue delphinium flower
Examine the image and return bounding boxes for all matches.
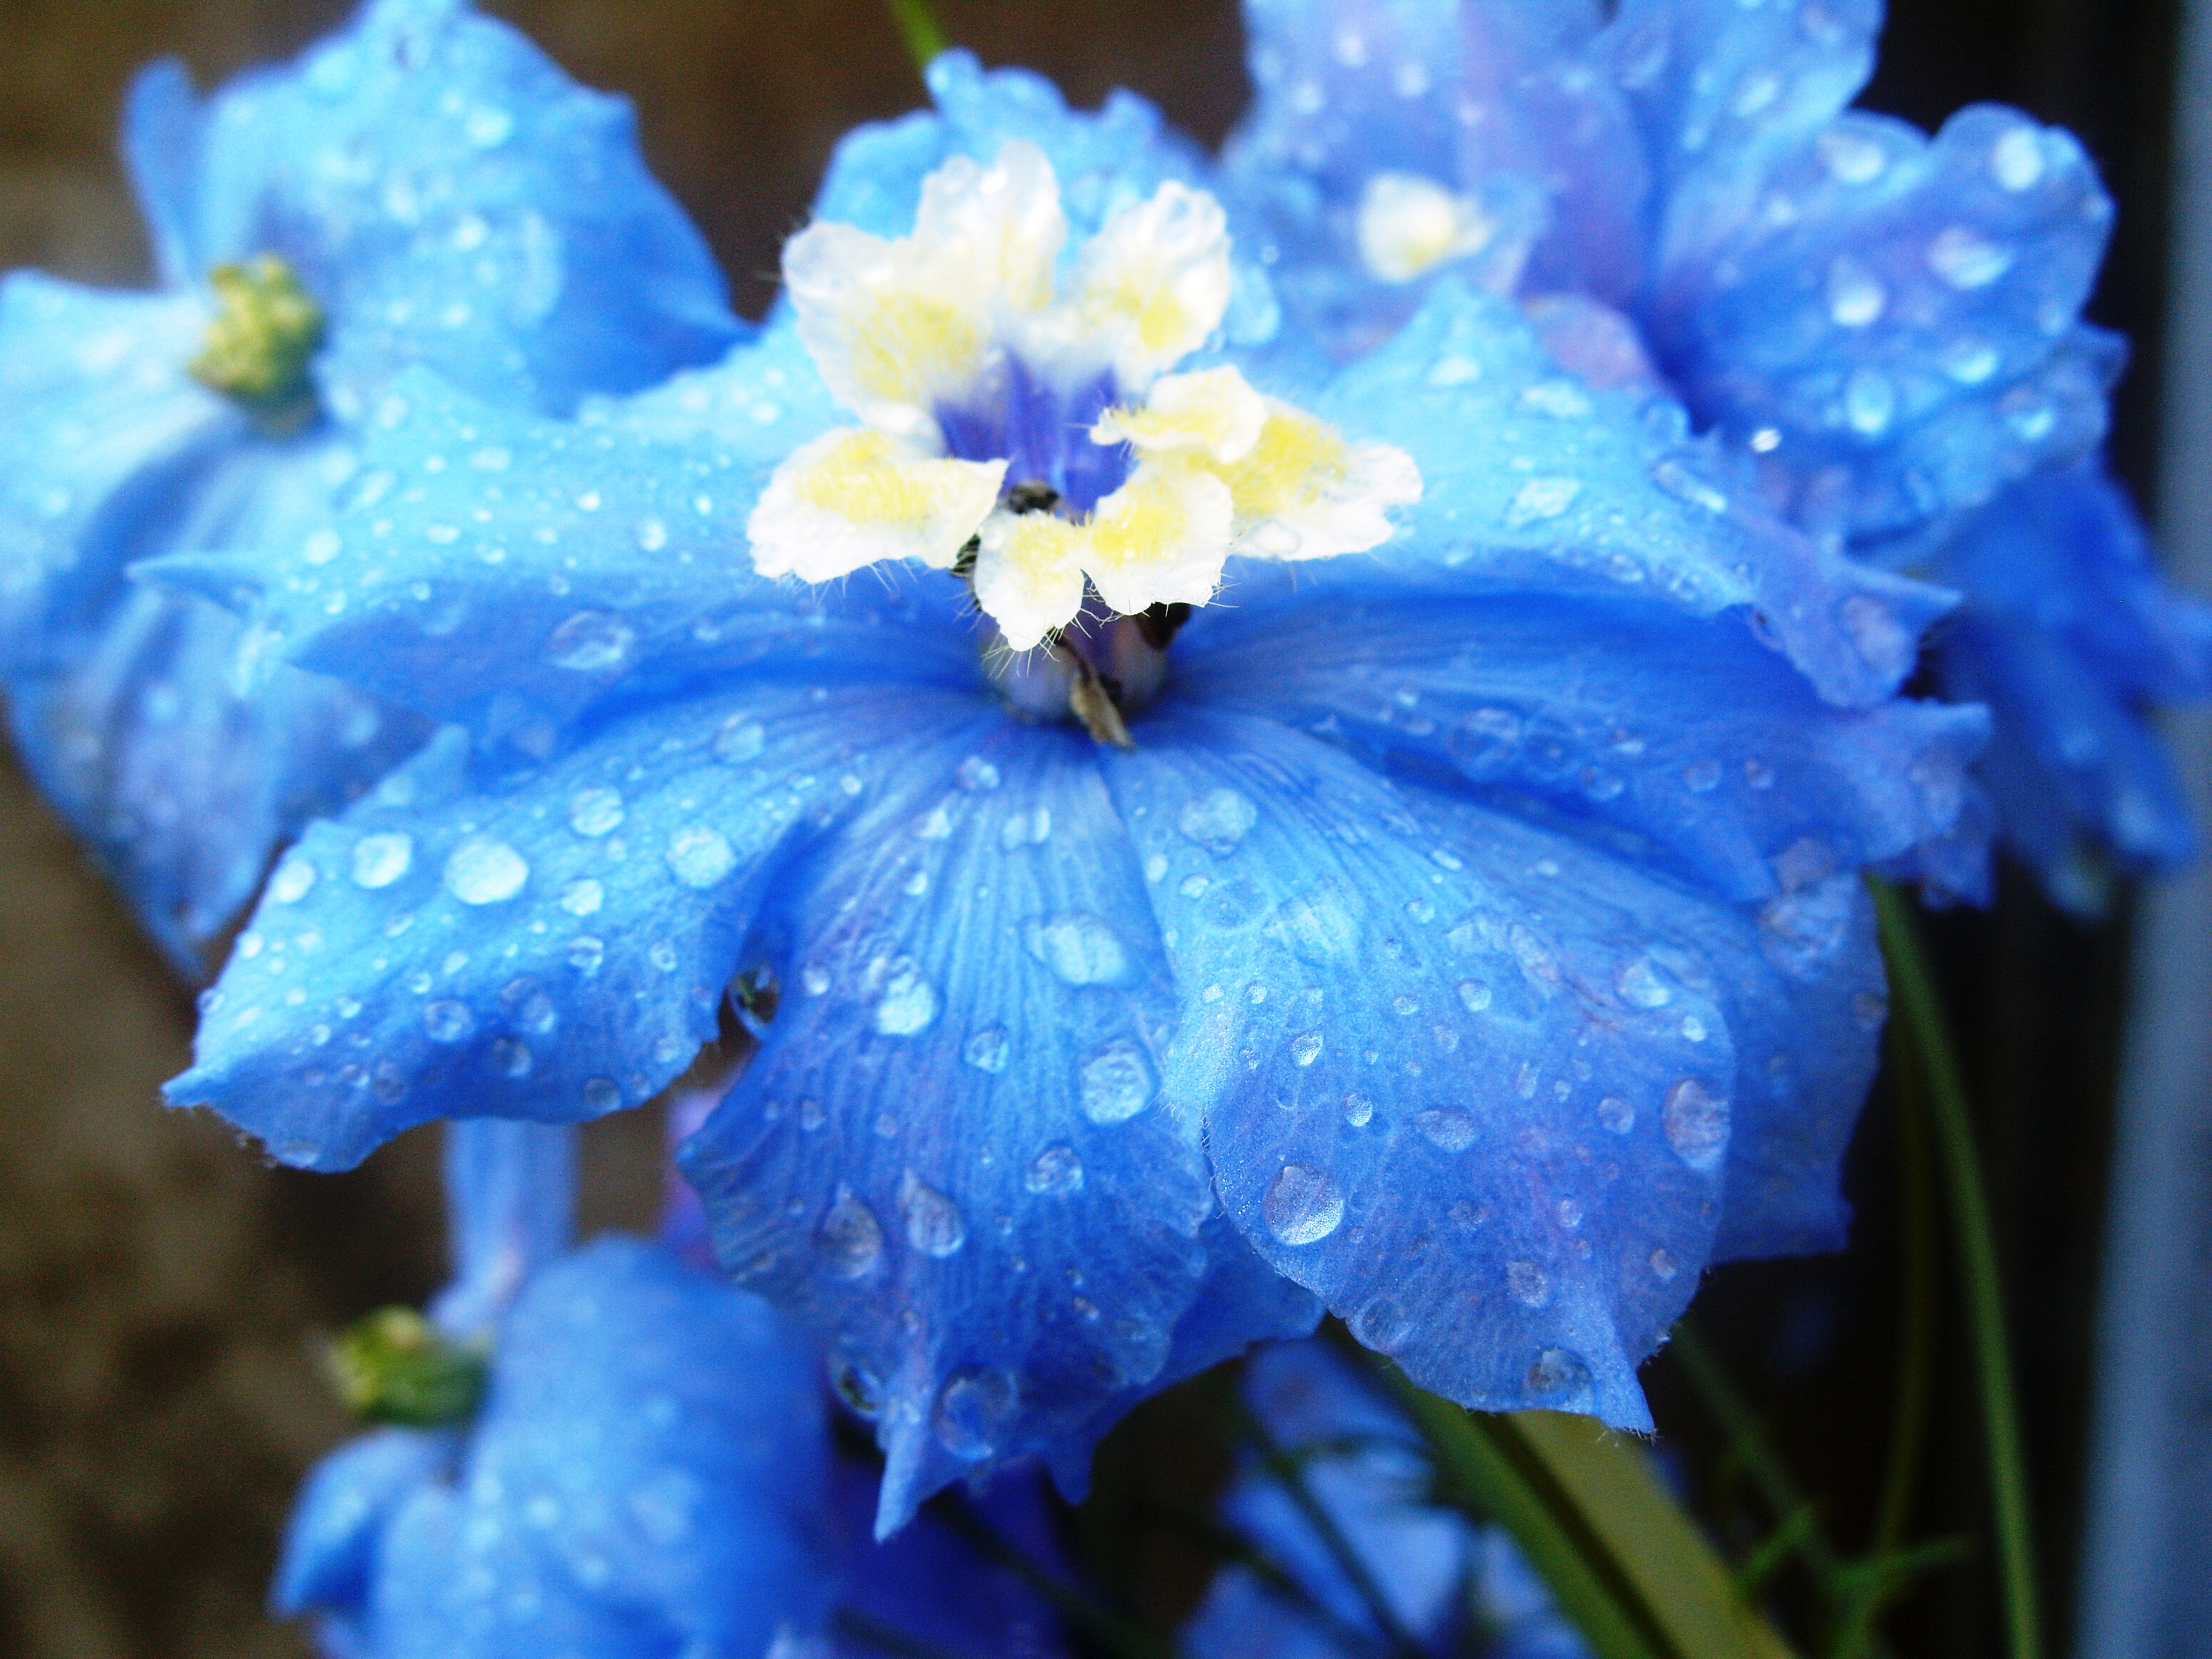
[1222,0,2212,902]
[1185,1337,1588,1659]
[275,1117,839,1659]
[160,53,1984,1533]
[0,0,740,971]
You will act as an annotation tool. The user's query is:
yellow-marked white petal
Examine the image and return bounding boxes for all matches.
[972,508,1090,651]
[749,427,1006,583]
[1067,182,1233,389]
[1356,172,1500,284]
[1079,460,1235,618]
[783,222,989,437]
[1209,403,1422,560]
[1090,365,1268,463]
[912,141,1066,315]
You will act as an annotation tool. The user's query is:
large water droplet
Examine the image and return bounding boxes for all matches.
[444,836,528,904]
[545,609,636,672]
[268,857,317,905]
[933,1366,1018,1460]
[1662,1078,1730,1170]
[1026,914,1129,985]
[422,999,474,1044]
[1178,787,1258,853]
[875,966,940,1036]
[1081,1039,1154,1124]
[900,1172,967,1257]
[962,1025,1010,1074]
[352,832,414,888]
[666,826,736,888]
[817,1187,885,1278]
[1414,1107,1476,1151]
[1615,956,1674,1009]
[568,786,624,837]
[1262,1164,1345,1246]
[1024,1142,1084,1195]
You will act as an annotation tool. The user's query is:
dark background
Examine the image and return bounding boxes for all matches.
[0,2,2185,1654]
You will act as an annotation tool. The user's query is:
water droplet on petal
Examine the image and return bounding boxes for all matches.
[568,936,606,974]
[1991,126,2045,190]
[1927,225,2014,289]
[422,999,474,1044]
[1526,1347,1592,1401]
[268,857,317,904]
[1506,1260,1549,1306]
[900,1171,967,1257]
[1290,1030,1324,1067]
[1080,1039,1154,1124]
[489,1036,531,1078]
[568,787,624,837]
[933,1366,1018,1460]
[1662,1078,1730,1170]
[1178,788,1258,853]
[1456,979,1492,1012]
[956,756,1000,791]
[1598,1094,1635,1133]
[581,1076,622,1111]
[1616,956,1673,1008]
[444,836,528,904]
[1843,367,1895,435]
[712,716,765,763]
[1024,1143,1084,1195]
[546,609,637,673]
[962,1026,1010,1074]
[1026,913,1129,985]
[1342,1090,1373,1127]
[817,1188,885,1278]
[666,826,736,888]
[560,877,603,916]
[1414,1107,1475,1151]
[873,964,939,1036]
[1262,1164,1345,1245]
[352,832,414,888]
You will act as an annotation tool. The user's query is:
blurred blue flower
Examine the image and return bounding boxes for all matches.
[0,0,739,970]
[1222,0,2212,900]
[276,1119,838,1659]
[1185,1337,1588,1659]
[164,53,1980,1533]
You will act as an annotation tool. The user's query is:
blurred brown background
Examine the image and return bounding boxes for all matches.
[0,1,2185,1655]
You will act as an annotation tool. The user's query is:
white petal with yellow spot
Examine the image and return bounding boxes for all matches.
[749,427,1005,584]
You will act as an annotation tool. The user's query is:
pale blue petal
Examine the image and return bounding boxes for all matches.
[178,0,740,418]
[1305,280,1956,708]
[167,682,955,1169]
[122,61,207,288]
[8,588,428,975]
[273,1428,457,1623]
[431,1120,577,1337]
[149,367,970,749]
[1175,581,1990,903]
[1103,709,1885,1422]
[1660,103,2120,544]
[678,718,1215,1536]
[0,275,229,671]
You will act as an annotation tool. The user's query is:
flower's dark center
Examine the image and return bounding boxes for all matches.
[951,478,1193,750]
[188,254,326,434]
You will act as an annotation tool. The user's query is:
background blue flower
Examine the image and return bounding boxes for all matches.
[159,55,1983,1534]
[0,0,740,971]
[1221,0,2212,902]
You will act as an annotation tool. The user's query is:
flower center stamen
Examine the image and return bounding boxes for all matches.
[188,254,326,434]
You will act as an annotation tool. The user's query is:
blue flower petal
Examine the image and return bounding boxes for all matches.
[273,1427,457,1624]
[1661,101,2120,545]
[1175,581,1990,903]
[364,1238,834,1659]
[122,61,210,288]
[1104,708,1888,1422]
[149,367,969,749]
[9,588,428,974]
[1304,280,1956,708]
[169,0,741,418]
[813,49,1210,248]
[167,682,955,1169]
[1045,1212,1325,1500]
[430,1119,577,1336]
[0,275,228,671]
[679,718,1215,1537]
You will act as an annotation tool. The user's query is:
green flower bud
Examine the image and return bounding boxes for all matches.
[327,1306,489,1428]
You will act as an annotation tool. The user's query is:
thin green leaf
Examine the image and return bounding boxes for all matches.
[1869,878,2042,1659]
[1872,1017,1941,1563]
[1353,1347,1800,1659]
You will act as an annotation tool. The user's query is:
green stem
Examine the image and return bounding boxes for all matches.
[1667,1324,1848,1599]
[924,1490,1186,1659]
[883,0,948,74]
[1872,1022,1940,1563]
[1227,1396,1429,1659]
[1869,879,2040,1659]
